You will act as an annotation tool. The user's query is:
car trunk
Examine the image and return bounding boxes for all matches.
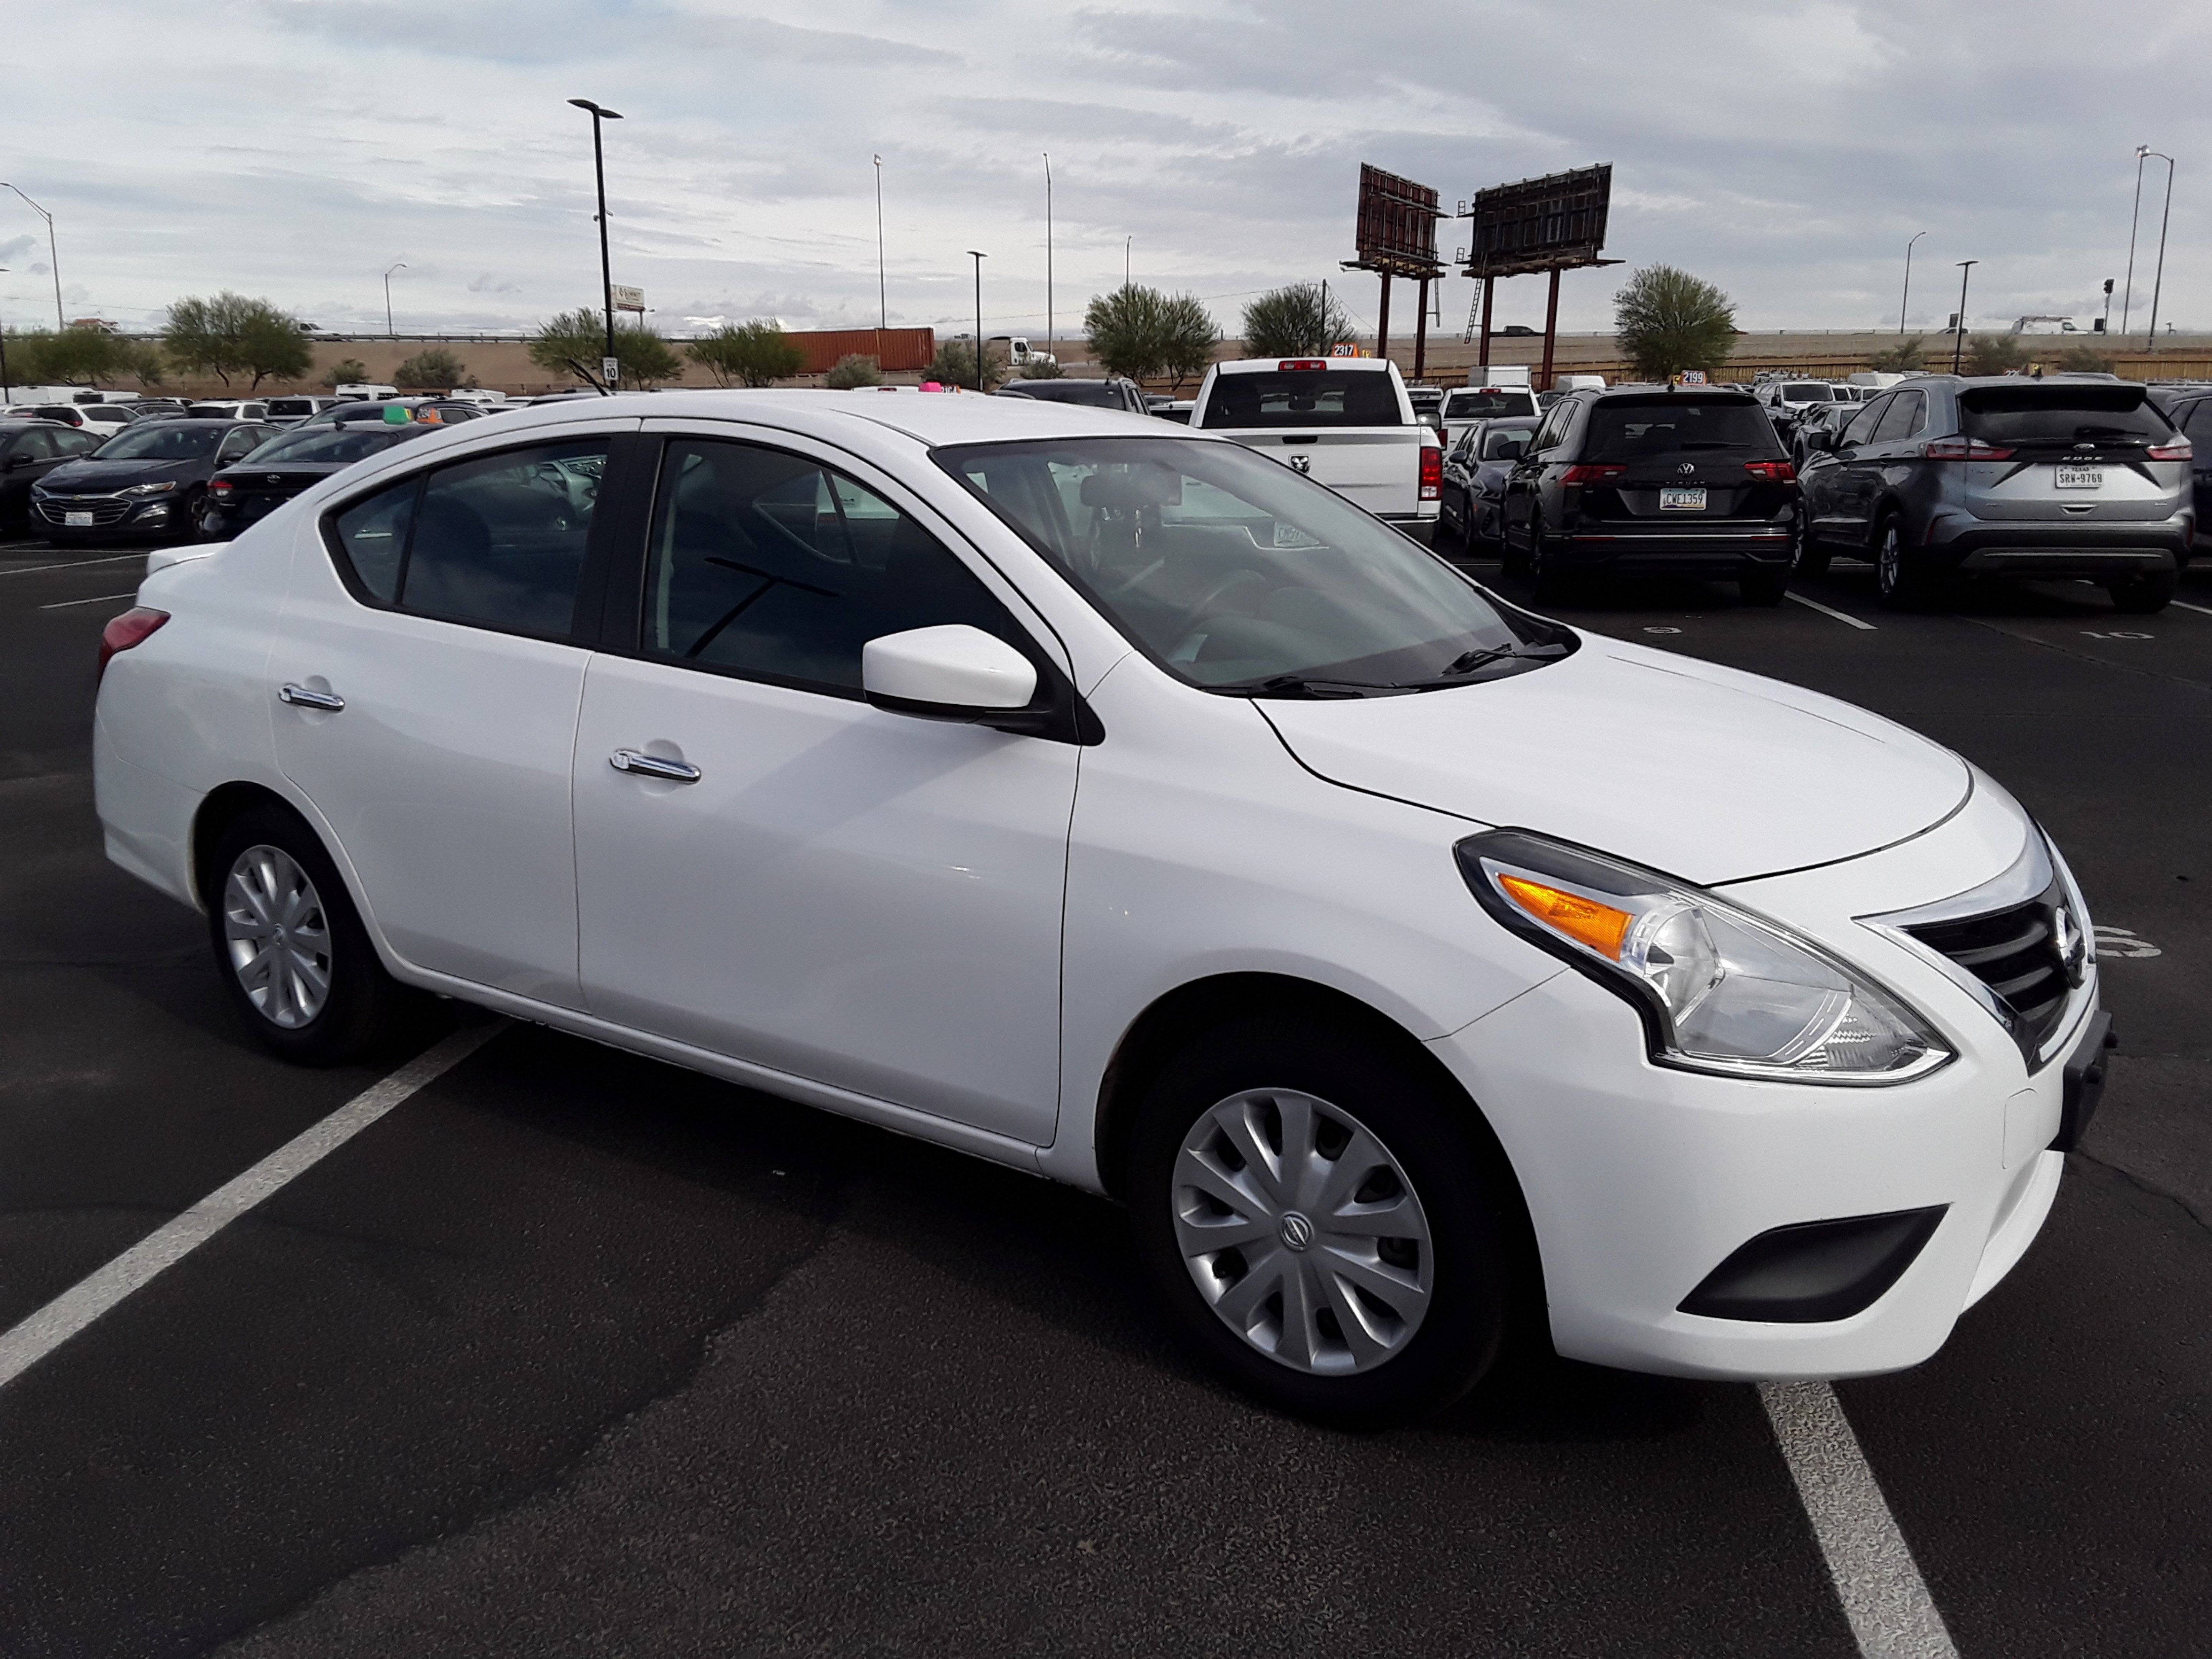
[1957,386,2186,522]
[1571,396,1792,525]
[220,467,330,522]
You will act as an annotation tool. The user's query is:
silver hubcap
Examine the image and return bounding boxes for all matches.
[1172,1089,1434,1375]
[1879,526,1901,591]
[222,845,332,1028]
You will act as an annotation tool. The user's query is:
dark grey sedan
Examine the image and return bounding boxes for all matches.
[1437,418,1537,553]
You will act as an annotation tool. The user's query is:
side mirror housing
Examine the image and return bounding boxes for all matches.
[863,624,1039,722]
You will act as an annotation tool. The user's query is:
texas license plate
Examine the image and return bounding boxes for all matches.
[65,511,93,527]
[1659,486,1707,511]
[2055,465,2103,489]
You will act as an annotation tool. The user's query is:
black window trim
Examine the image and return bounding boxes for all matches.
[592,428,1099,745]
[315,429,634,650]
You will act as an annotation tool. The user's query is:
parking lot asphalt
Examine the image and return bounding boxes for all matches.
[2,532,2206,1657]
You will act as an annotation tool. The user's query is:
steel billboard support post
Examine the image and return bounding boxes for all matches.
[1376,273,1391,361]
[1539,268,1561,391]
[1477,278,1494,376]
[1413,276,1429,381]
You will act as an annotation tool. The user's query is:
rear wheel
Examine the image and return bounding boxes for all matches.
[1528,515,1573,604]
[206,803,417,1065]
[2108,570,2177,614]
[1500,510,1530,578]
[1874,516,1934,609]
[1127,1012,1518,1427]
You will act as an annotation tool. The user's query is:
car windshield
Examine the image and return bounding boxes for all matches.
[92,422,225,461]
[1583,397,1782,459]
[937,435,1569,694]
[1783,383,1834,402]
[1199,371,1404,429]
[1959,385,2174,447]
[241,425,422,465]
[1445,390,1533,420]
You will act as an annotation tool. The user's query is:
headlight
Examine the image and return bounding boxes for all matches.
[121,481,178,497]
[1457,830,1951,1085]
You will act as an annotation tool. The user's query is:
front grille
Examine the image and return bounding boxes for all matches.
[1904,881,2076,1061]
[35,497,131,527]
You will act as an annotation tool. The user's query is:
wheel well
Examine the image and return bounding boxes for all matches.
[190,781,298,907]
[1094,974,1495,1202]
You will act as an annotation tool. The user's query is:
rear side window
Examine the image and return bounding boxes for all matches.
[1872,391,1927,443]
[1840,397,1889,447]
[638,438,1015,694]
[1958,386,2174,447]
[1201,371,1403,429]
[1581,397,1780,458]
[325,438,610,634]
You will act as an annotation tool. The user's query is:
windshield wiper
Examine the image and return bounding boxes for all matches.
[1243,674,1386,698]
[1436,642,1569,676]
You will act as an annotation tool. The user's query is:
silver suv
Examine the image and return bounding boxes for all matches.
[1795,375,2193,612]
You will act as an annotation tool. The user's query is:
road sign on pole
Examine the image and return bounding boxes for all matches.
[601,355,621,386]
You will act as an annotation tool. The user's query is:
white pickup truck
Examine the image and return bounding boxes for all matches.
[1188,356,1440,537]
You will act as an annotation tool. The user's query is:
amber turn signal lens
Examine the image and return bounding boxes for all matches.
[1497,874,1633,959]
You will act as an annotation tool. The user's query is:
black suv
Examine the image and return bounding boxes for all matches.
[1500,386,1798,603]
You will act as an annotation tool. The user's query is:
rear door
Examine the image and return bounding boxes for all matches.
[1954,384,2186,526]
[1569,396,1791,528]
[1199,367,1419,515]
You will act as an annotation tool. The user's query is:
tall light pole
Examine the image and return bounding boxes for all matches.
[0,268,12,400]
[1951,260,1978,374]
[1124,235,1132,292]
[1,184,63,329]
[382,262,407,338]
[2142,149,2176,352]
[567,98,624,383]
[2122,146,2151,339]
[1900,231,1926,333]
[873,154,887,331]
[967,250,987,392]
[1043,152,1053,364]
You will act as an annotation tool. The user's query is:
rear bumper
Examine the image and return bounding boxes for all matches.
[1555,522,1793,574]
[1923,513,2193,576]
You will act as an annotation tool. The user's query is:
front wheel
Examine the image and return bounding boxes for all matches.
[1128,1013,1519,1427]
[206,803,418,1064]
[2108,570,2177,614]
[1791,507,1831,579]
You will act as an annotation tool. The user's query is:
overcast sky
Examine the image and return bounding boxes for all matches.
[3,0,2206,344]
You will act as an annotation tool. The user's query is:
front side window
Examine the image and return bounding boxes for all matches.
[323,438,609,634]
[1840,397,1890,447]
[940,435,1569,694]
[639,439,1017,694]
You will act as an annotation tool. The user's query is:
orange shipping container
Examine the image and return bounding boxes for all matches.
[785,327,937,375]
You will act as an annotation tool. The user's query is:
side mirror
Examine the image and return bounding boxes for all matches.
[863,624,1038,721]
[4,452,31,469]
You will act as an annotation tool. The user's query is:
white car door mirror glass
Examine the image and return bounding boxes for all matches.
[863,624,1038,712]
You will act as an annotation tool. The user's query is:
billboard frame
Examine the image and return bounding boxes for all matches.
[1342,164,1445,378]
[1452,163,1620,390]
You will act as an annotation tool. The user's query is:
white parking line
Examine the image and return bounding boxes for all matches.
[2169,599,2212,618]
[1760,1381,1958,1658]
[1787,593,1879,631]
[0,1022,502,1392]
[38,591,142,609]
[0,552,145,578]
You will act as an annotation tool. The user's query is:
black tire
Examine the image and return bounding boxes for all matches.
[1791,506,1831,579]
[174,487,207,543]
[1127,1012,1522,1428]
[1528,514,1573,605]
[1740,566,1790,606]
[1874,515,1934,609]
[2108,570,2177,614]
[1500,511,1530,578]
[1433,490,1466,555]
[205,802,416,1064]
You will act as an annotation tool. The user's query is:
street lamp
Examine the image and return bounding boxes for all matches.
[1900,231,1926,333]
[567,98,625,384]
[0,184,63,329]
[1043,152,1053,366]
[382,261,407,338]
[1124,235,1132,292]
[1950,260,1979,374]
[2141,149,2176,352]
[873,155,887,331]
[967,250,987,392]
[2122,146,2152,339]
[0,268,11,400]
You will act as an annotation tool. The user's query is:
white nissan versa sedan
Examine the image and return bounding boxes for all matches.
[92,392,2113,1425]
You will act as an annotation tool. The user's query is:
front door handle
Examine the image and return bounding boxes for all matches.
[610,748,702,783]
[278,684,345,712]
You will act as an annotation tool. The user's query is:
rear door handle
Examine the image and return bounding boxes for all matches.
[610,748,702,783]
[278,684,345,712]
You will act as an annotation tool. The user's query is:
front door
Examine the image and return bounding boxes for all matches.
[272,430,625,1007]
[571,433,1078,1144]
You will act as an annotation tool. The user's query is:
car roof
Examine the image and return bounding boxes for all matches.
[1212,356,1393,374]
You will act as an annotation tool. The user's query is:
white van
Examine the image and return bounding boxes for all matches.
[331,382,399,401]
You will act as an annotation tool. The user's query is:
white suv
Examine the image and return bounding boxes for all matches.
[93,392,2107,1424]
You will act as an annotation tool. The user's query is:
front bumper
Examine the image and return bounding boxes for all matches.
[1427,782,2094,1380]
[34,495,189,541]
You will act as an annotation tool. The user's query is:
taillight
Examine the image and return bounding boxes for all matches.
[1561,464,1626,485]
[209,478,234,495]
[97,607,168,687]
[1923,438,2015,460]
[1743,460,1796,482]
[2148,440,2194,461]
[1278,359,1328,371]
[1419,444,1443,500]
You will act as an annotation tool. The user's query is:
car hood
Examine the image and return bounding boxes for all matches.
[41,457,205,490]
[1258,634,1970,886]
